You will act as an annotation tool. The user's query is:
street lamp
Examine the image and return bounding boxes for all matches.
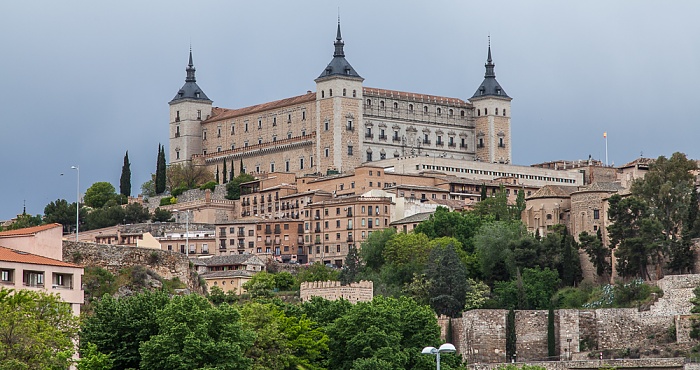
[422,343,456,370]
[567,337,573,361]
[70,166,79,242]
[173,209,190,256]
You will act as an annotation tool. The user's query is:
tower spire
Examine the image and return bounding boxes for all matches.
[334,18,345,57]
[186,47,196,82]
[484,38,495,78]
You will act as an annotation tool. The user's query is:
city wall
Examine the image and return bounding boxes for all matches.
[62,241,202,292]
[454,274,700,364]
[299,280,373,303]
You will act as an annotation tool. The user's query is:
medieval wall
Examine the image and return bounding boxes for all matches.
[299,280,373,303]
[453,274,700,364]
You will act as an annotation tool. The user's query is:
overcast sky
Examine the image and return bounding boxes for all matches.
[1,1,699,220]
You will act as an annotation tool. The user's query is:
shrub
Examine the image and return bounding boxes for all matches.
[159,197,174,206]
[171,185,188,197]
[148,251,161,265]
[199,181,217,191]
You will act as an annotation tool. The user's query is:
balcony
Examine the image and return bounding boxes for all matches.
[346,211,353,217]
[423,139,431,145]
[346,125,354,132]
[297,237,305,244]
[499,143,506,148]
[392,136,401,143]
[314,227,322,233]
[436,141,444,147]
[347,236,354,242]
[460,144,467,149]
[219,232,227,238]
[297,225,304,233]
[274,238,281,245]
[346,225,353,230]
[265,240,272,246]
[365,133,374,139]
[448,143,456,148]
[477,143,485,148]
[314,238,322,245]
[237,232,245,237]
[237,243,245,249]
[274,227,281,234]
[265,228,272,235]
[378,134,387,141]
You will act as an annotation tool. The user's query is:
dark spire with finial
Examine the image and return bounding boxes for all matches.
[316,17,362,81]
[471,37,510,100]
[185,48,196,82]
[170,48,211,104]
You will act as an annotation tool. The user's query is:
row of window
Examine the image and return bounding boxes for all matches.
[476,108,507,117]
[0,269,74,289]
[320,88,357,98]
[366,100,468,118]
[417,164,577,184]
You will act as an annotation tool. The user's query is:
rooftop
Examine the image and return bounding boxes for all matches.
[0,246,79,268]
[0,223,62,237]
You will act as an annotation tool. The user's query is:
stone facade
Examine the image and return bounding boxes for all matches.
[169,24,510,179]
[299,280,373,303]
[451,274,700,364]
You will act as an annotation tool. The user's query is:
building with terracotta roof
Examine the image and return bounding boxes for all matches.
[168,21,512,177]
[0,224,84,315]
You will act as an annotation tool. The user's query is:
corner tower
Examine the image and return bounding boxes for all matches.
[470,41,512,164]
[169,49,213,165]
[314,20,364,174]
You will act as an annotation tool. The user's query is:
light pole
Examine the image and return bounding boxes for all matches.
[70,166,79,242]
[173,209,190,256]
[422,343,456,370]
[567,337,572,361]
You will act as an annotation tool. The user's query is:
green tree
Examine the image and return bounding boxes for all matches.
[300,296,353,329]
[208,286,239,306]
[120,151,131,197]
[84,182,117,208]
[2,211,43,231]
[474,221,526,283]
[463,278,490,311]
[222,160,228,184]
[494,267,561,310]
[240,159,245,175]
[327,296,455,370]
[76,342,113,370]
[241,302,328,370]
[340,244,361,285]
[215,165,220,184]
[382,232,431,286]
[166,162,215,191]
[151,207,173,222]
[123,203,150,224]
[296,262,340,283]
[139,294,253,369]
[43,198,75,233]
[358,227,396,272]
[506,309,516,362]
[0,288,78,370]
[155,144,167,194]
[84,205,126,230]
[230,160,235,181]
[226,173,256,200]
[140,175,156,197]
[273,271,296,291]
[80,290,170,369]
[414,207,483,253]
[242,271,276,298]
[579,230,611,278]
[424,243,468,317]
[607,194,663,279]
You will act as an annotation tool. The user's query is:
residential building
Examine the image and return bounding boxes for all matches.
[192,254,265,294]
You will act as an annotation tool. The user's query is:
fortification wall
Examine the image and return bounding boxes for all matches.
[299,280,373,303]
[62,241,202,292]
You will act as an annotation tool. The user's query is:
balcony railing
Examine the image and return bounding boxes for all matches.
[392,136,401,142]
[365,133,374,139]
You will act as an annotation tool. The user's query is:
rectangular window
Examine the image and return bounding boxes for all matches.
[594,209,600,220]
[325,148,330,157]
[300,158,304,170]
[347,146,353,155]
[0,269,13,283]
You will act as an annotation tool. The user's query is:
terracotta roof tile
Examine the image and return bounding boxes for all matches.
[0,223,62,237]
[205,92,317,123]
[0,246,79,268]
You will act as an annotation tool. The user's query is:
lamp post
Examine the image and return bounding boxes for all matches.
[173,209,190,256]
[567,337,572,361]
[70,166,79,242]
[421,343,456,370]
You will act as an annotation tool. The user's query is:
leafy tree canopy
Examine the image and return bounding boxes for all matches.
[226,173,256,200]
[84,182,117,208]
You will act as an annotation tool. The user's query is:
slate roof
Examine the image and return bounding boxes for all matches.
[363,87,469,106]
[316,22,362,81]
[201,270,255,279]
[575,182,624,193]
[0,223,62,237]
[0,246,79,268]
[170,50,212,104]
[390,212,434,225]
[205,92,316,123]
[471,45,510,100]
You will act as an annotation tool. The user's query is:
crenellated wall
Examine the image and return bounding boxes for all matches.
[299,280,373,303]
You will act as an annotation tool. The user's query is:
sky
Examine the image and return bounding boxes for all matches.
[2,1,700,220]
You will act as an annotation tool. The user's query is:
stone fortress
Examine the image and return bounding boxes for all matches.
[168,21,512,177]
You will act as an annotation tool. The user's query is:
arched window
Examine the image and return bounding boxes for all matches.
[329,89,333,97]
[366,99,372,106]
[449,109,453,116]
[460,110,465,117]
[321,90,325,98]
[495,108,499,115]
[343,88,347,96]
[380,100,385,109]
[352,90,357,97]
[423,106,428,113]
[393,102,398,109]
[409,104,414,112]
[503,109,507,116]
[484,108,488,115]
[437,107,442,115]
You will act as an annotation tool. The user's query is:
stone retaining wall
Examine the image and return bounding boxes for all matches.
[299,280,373,303]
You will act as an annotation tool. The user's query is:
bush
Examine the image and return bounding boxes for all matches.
[159,197,175,206]
[152,207,173,222]
[171,185,189,197]
[199,181,217,191]
[148,251,161,265]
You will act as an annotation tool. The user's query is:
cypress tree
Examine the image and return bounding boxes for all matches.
[506,309,516,362]
[480,184,488,201]
[547,307,556,359]
[222,161,228,184]
[240,159,245,174]
[230,160,235,182]
[120,151,131,197]
[156,144,167,194]
[215,165,220,184]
